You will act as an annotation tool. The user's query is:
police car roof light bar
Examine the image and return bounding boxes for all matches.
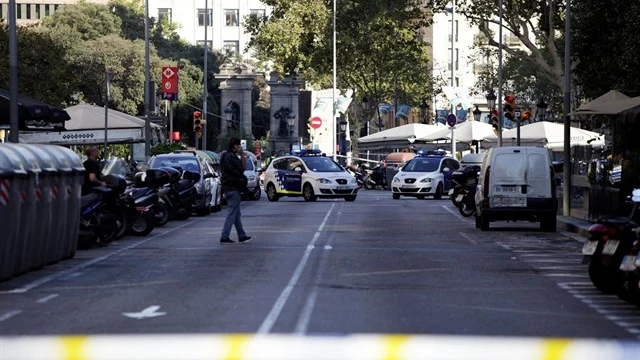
[293,149,324,156]
[416,149,447,157]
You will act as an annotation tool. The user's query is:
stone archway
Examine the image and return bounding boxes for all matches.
[267,72,304,154]
[215,63,259,138]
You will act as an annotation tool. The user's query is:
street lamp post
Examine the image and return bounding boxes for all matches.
[224,105,233,136]
[420,100,429,124]
[287,115,296,154]
[144,0,151,158]
[8,0,18,143]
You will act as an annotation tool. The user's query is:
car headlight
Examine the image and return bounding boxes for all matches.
[420,178,433,183]
[350,177,357,184]
[247,175,256,181]
[393,177,400,183]
[318,178,332,184]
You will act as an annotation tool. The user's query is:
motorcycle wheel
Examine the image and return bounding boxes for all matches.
[451,189,461,206]
[174,207,191,220]
[251,187,262,201]
[129,213,155,237]
[364,177,375,190]
[588,256,623,294]
[154,201,170,227]
[114,212,128,240]
[458,198,476,217]
[97,213,117,246]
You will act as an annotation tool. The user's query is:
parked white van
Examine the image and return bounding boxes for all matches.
[474,146,558,231]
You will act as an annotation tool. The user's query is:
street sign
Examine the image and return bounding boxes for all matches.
[310,116,322,129]
[161,92,177,101]
[446,113,457,127]
[161,66,179,96]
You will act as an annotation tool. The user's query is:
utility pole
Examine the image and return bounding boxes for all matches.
[332,0,337,161]
[497,0,504,147]
[202,0,209,150]
[563,0,572,217]
[8,0,18,143]
[144,0,151,158]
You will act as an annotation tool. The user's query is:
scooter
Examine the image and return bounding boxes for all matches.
[582,195,640,295]
[78,175,127,249]
[364,165,387,190]
[164,166,200,220]
[455,165,480,217]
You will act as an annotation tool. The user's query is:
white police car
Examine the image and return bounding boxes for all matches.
[264,150,358,202]
[391,150,459,200]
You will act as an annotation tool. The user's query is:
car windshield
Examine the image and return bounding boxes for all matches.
[402,158,441,172]
[302,157,343,172]
[149,156,200,173]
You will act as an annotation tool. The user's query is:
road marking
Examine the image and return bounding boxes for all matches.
[324,245,333,250]
[442,205,469,223]
[36,294,59,304]
[257,203,335,334]
[558,230,588,243]
[122,305,167,320]
[459,232,477,245]
[294,287,319,334]
[0,220,196,294]
[341,268,448,277]
[0,310,21,322]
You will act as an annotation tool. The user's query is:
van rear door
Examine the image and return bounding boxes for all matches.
[525,150,552,198]
[489,149,527,208]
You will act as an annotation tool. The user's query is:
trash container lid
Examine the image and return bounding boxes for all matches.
[13,144,58,174]
[0,144,29,178]
[54,146,85,173]
[37,145,73,174]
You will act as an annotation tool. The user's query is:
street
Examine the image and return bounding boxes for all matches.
[0,190,637,339]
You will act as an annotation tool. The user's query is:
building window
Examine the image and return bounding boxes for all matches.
[448,20,459,42]
[249,9,265,18]
[455,48,459,70]
[26,4,31,19]
[158,8,172,22]
[224,9,239,26]
[0,5,3,20]
[223,41,239,56]
[35,4,42,19]
[447,48,459,71]
[196,40,213,49]
[16,4,22,19]
[197,9,212,26]
[448,77,460,87]
[44,4,50,17]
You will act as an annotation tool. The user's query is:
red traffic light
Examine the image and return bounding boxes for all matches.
[193,111,202,120]
[522,111,531,120]
[504,95,515,103]
[172,131,181,141]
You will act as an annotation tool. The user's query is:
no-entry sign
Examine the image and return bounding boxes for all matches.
[310,116,322,129]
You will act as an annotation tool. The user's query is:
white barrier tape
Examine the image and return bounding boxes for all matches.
[0,334,638,360]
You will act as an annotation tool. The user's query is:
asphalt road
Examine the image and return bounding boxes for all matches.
[0,190,638,339]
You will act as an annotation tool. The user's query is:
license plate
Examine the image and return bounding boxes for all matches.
[581,241,598,255]
[336,186,350,190]
[402,184,417,189]
[455,194,464,202]
[620,255,637,271]
[495,185,521,193]
[602,240,619,255]
[490,196,526,207]
[448,189,454,195]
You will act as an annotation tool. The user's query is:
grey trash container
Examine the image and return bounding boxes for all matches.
[13,144,58,268]
[45,145,83,259]
[37,145,72,263]
[2,144,40,275]
[0,144,27,280]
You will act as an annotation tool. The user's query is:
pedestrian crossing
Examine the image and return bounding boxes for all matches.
[494,231,640,339]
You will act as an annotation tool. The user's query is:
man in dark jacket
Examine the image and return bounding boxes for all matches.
[82,146,106,195]
[220,138,252,244]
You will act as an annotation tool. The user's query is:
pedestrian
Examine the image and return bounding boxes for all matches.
[82,146,106,195]
[220,137,252,244]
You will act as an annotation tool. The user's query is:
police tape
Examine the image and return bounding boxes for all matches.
[1,334,640,360]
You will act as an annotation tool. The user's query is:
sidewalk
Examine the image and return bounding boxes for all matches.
[557,215,594,240]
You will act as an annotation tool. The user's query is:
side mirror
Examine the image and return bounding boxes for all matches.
[442,167,451,172]
[294,166,303,172]
[183,171,201,182]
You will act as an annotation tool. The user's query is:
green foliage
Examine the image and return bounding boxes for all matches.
[41,2,122,41]
[150,142,187,156]
[573,0,640,98]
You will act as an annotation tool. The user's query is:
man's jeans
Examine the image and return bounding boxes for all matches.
[221,190,246,239]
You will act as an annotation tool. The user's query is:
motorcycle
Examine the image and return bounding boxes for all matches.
[78,175,127,249]
[455,165,480,217]
[364,164,387,190]
[609,190,640,305]
[159,166,200,221]
[582,195,640,295]
[347,164,368,188]
[124,180,158,237]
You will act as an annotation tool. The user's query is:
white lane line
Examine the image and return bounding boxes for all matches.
[496,242,512,250]
[294,287,319,334]
[0,310,22,322]
[0,220,196,294]
[442,205,471,223]
[257,203,336,334]
[341,268,448,277]
[36,294,59,304]
[459,232,478,245]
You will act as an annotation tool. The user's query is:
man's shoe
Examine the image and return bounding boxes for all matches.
[239,236,252,243]
[220,238,235,244]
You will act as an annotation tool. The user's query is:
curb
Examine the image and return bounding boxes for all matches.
[557,215,593,239]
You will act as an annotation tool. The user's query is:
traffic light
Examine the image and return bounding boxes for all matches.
[193,111,202,132]
[490,109,500,135]
[522,111,531,122]
[504,95,516,121]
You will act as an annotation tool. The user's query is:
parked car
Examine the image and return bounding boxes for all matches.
[147,152,216,215]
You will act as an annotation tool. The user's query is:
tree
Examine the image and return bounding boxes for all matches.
[41,1,122,41]
[455,0,567,91]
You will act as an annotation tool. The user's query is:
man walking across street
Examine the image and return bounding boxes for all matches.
[220,137,252,244]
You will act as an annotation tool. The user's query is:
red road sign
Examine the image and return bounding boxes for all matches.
[161,66,179,94]
[310,116,322,129]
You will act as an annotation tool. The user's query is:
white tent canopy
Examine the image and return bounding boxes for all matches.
[482,121,605,151]
[358,123,445,144]
[418,121,495,143]
[20,104,165,146]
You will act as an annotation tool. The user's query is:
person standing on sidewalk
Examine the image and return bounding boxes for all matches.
[220,137,252,244]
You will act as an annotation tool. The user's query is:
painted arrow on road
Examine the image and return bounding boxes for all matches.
[122,306,166,320]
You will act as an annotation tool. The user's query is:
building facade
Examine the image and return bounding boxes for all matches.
[0,0,109,24]
[146,0,270,59]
